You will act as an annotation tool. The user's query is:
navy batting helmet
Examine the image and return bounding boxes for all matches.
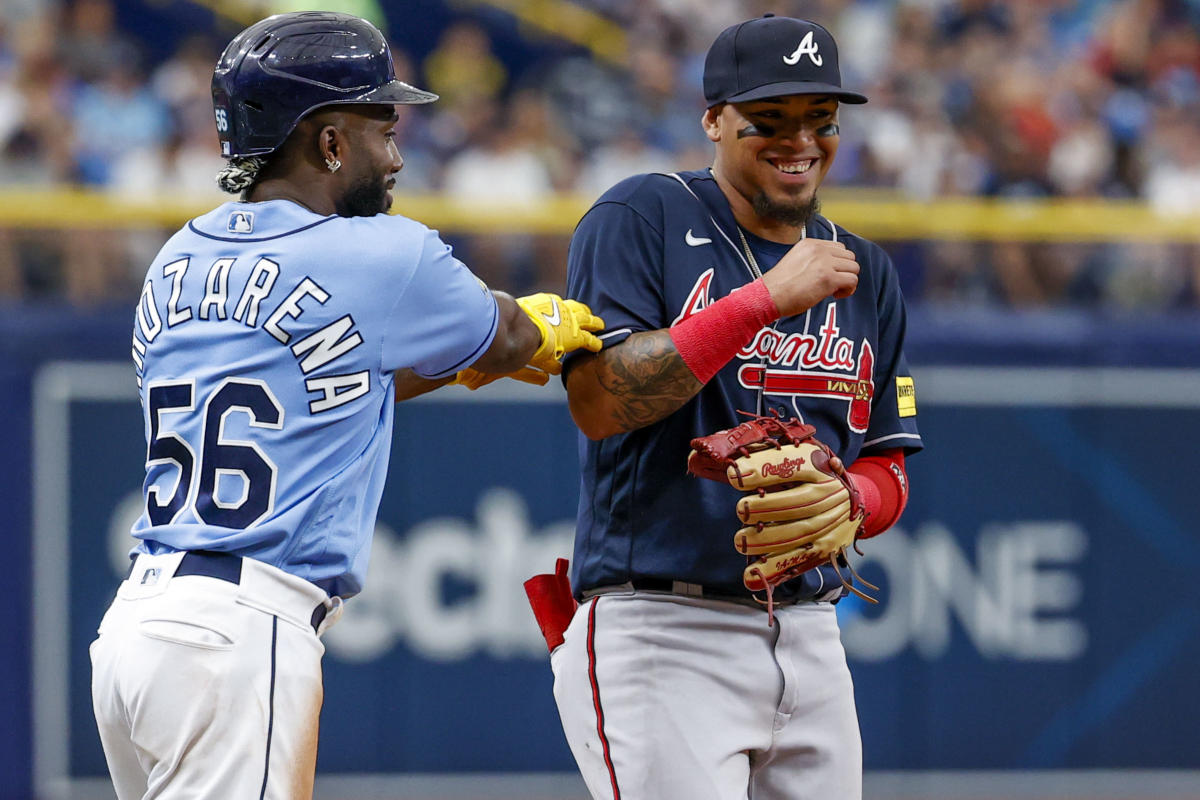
[211,12,438,158]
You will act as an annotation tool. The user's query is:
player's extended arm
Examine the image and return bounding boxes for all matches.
[567,239,860,440]
[393,292,540,402]
[449,292,603,390]
[470,292,543,372]
[394,368,453,402]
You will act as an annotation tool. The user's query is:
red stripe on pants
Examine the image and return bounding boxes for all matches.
[587,598,621,800]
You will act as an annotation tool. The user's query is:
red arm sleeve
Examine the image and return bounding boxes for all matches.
[847,448,910,539]
[669,278,779,384]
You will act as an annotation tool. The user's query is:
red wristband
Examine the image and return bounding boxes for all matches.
[847,449,909,538]
[669,278,780,384]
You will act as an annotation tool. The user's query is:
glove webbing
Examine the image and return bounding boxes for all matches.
[747,546,879,627]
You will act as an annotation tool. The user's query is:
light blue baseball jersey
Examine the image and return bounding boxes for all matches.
[128,199,498,598]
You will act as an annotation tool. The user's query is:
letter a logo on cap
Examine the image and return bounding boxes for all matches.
[783,30,823,66]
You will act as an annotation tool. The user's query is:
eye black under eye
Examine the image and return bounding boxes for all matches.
[738,122,774,138]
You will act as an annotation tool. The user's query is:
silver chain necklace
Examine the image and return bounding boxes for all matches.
[734,223,805,415]
[735,224,805,279]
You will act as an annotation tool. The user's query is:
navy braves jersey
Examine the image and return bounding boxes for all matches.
[565,169,923,601]
[129,199,498,598]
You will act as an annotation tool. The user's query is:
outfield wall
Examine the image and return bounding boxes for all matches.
[2,307,1199,799]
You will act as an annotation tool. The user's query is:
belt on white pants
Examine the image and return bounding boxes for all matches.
[124,550,343,635]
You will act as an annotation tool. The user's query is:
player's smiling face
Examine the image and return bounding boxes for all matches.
[337,104,403,217]
[705,94,840,232]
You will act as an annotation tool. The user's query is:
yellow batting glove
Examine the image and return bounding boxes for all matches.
[515,293,604,375]
[450,366,552,391]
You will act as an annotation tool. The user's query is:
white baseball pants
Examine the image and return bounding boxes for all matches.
[551,590,862,800]
[90,552,341,800]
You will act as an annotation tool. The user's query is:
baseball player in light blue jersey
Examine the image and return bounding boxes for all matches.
[89,12,601,800]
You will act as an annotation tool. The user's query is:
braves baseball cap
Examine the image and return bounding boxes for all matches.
[704,15,868,107]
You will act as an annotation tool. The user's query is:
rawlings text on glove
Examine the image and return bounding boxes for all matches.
[687,414,876,621]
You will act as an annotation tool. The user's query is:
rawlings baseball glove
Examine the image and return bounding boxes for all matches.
[687,413,877,620]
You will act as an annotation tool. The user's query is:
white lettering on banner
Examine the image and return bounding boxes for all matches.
[840,521,1089,662]
[105,487,572,662]
[109,491,148,573]
[106,491,1087,664]
[324,489,573,662]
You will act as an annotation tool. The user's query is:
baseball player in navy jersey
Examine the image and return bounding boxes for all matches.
[88,12,601,799]
[547,15,923,799]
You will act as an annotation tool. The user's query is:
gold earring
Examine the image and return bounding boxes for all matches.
[325,158,341,173]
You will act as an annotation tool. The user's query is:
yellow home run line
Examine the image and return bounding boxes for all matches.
[457,0,627,64]
[175,0,628,64]
[2,188,1198,241]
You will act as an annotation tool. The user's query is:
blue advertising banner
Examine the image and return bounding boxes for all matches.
[26,361,1200,798]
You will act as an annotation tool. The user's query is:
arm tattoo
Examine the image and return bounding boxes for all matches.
[594,330,703,432]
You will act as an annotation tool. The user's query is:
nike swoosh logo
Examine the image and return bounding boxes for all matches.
[685,229,712,247]
[541,298,562,326]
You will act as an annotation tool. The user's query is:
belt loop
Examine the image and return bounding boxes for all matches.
[672,581,705,597]
[312,597,343,636]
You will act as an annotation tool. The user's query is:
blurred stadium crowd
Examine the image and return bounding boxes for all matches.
[0,0,1197,308]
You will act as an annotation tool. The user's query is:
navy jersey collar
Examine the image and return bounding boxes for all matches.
[672,168,832,252]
